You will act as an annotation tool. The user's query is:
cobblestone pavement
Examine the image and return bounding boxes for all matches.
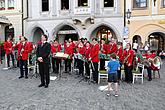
[0,62,165,110]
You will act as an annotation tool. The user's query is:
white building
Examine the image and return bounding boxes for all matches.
[25,0,124,43]
[0,0,24,41]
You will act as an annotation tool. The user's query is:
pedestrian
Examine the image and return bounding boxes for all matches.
[17,36,30,79]
[36,34,51,88]
[107,53,120,97]
[89,38,99,83]
[133,40,138,52]
[123,43,134,83]
[4,37,15,68]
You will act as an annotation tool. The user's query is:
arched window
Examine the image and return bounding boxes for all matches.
[78,0,88,7]
[8,0,14,9]
[133,0,147,8]
[0,0,5,10]
[104,0,114,7]
[42,0,49,11]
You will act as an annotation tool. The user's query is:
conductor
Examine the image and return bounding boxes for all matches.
[36,34,51,88]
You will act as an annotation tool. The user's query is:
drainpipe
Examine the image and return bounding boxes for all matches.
[22,0,29,36]
[124,0,126,27]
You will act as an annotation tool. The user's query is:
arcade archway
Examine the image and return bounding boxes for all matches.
[90,25,117,43]
[32,27,44,43]
[53,25,79,43]
[148,32,165,51]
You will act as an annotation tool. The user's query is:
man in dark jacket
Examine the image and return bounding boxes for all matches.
[36,34,51,88]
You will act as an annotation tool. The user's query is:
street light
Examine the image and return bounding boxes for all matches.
[126,9,131,24]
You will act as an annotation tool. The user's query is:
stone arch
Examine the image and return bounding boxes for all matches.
[86,21,121,41]
[26,23,47,42]
[50,21,81,40]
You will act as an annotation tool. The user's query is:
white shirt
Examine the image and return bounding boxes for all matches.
[144,44,149,51]
[133,43,138,49]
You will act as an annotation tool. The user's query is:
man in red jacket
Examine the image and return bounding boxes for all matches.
[107,38,117,54]
[89,38,100,83]
[84,41,91,77]
[123,43,134,83]
[77,41,85,76]
[100,38,107,70]
[64,41,74,74]
[116,42,124,80]
[17,36,31,79]
[4,37,15,68]
[51,40,61,73]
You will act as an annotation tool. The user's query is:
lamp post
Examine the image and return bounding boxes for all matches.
[126,9,131,24]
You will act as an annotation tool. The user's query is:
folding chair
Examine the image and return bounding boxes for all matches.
[98,61,109,84]
[132,63,145,84]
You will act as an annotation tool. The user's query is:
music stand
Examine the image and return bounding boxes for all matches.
[53,52,69,79]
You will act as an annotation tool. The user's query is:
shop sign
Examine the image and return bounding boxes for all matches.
[58,30,77,34]
[159,20,165,24]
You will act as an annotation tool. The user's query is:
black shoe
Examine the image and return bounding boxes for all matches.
[45,84,48,88]
[38,84,45,87]
[148,79,152,81]
[19,76,24,79]
[25,76,28,79]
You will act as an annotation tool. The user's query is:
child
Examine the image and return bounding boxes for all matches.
[107,53,120,97]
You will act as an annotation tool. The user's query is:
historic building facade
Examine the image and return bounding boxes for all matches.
[126,0,165,51]
[0,0,24,41]
[25,0,124,43]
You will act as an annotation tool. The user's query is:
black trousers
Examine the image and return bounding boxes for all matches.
[146,67,152,80]
[7,53,15,67]
[38,62,50,85]
[52,57,61,73]
[77,59,84,76]
[117,63,122,80]
[91,62,98,83]
[100,59,105,70]
[85,61,90,77]
[124,64,133,82]
[65,59,72,72]
[19,59,28,77]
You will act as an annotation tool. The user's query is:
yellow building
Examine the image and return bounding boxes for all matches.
[126,0,165,51]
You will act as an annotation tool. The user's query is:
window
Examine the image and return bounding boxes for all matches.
[0,0,5,10]
[78,0,88,7]
[104,0,114,7]
[8,0,14,9]
[61,0,69,10]
[163,0,165,7]
[42,0,49,11]
[133,0,147,8]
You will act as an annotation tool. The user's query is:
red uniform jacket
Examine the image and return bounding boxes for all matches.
[85,46,91,60]
[106,43,117,54]
[100,44,107,54]
[150,53,156,59]
[27,42,33,53]
[90,44,99,63]
[123,49,134,66]
[110,43,117,54]
[17,41,31,60]
[4,41,13,55]
[64,45,74,58]
[117,47,124,63]
[142,53,150,59]
[78,46,85,55]
[51,44,61,54]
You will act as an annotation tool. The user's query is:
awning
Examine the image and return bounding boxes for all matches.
[0,16,10,24]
